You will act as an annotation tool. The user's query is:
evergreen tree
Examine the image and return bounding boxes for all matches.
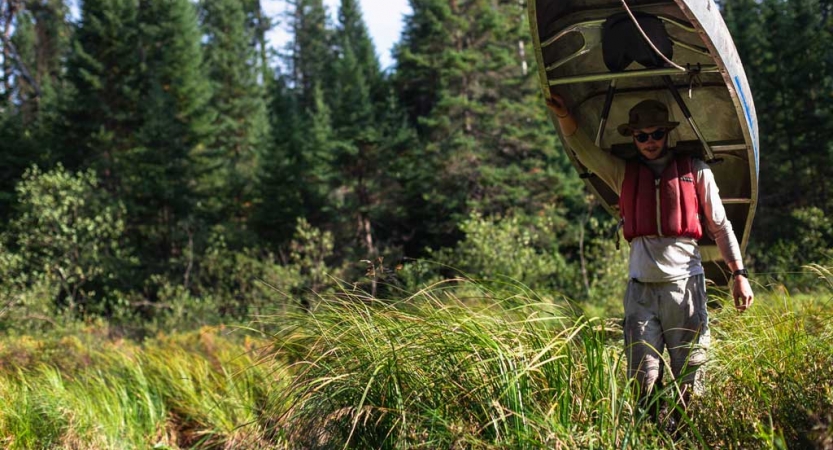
[724,0,833,272]
[335,0,382,103]
[288,0,333,110]
[65,0,210,276]
[303,81,337,224]
[13,0,70,119]
[129,0,211,272]
[255,78,335,251]
[198,0,269,241]
[0,0,70,226]
[242,0,273,82]
[393,0,583,251]
[62,0,141,175]
[327,0,387,257]
[255,0,337,251]
[254,74,305,249]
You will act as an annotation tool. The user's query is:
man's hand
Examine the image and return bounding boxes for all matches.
[546,94,570,118]
[545,93,578,136]
[733,276,754,312]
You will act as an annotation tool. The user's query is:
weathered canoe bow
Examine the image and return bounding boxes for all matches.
[529,0,759,284]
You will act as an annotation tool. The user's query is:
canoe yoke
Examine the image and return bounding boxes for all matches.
[543,10,721,164]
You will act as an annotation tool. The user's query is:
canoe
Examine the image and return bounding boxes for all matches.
[529,0,759,284]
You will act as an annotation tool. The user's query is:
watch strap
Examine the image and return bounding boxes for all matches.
[732,268,749,278]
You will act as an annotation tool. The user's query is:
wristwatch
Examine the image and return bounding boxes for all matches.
[732,268,749,278]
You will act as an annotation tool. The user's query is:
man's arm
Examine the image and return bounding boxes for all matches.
[695,161,754,311]
[546,95,625,193]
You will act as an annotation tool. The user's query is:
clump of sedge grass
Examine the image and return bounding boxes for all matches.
[693,278,833,449]
[0,327,287,449]
[268,280,675,449]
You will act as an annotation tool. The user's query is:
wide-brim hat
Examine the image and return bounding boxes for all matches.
[617,99,680,136]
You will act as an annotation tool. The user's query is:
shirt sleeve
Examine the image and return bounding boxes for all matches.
[694,160,743,264]
[563,129,626,195]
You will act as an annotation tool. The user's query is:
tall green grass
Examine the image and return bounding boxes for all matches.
[0,278,832,449]
[267,280,833,449]
[0,327,287,449]
[269,283,670,449]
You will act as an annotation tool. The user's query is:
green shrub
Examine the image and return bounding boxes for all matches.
[0,165,136,328]
[583,216,630,317]
[192,234,304,320]
[429,211,580,295]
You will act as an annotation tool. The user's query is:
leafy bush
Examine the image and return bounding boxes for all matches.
[0,165,136,328]
[429,211,580,295]
[193,234,304,320]
[583,215,630,317]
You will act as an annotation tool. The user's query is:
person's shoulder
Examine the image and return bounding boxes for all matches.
[693,158,710,169]
[685,156,711,172]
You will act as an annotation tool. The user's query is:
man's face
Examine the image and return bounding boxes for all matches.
[632,126,667,160]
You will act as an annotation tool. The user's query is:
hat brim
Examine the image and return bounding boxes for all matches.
[617,121,680,136]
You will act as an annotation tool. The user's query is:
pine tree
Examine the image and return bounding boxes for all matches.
[288,0,333,110]
[129,0,211,271]
[62,0,141,174]
[0,0,70,226]
[198,0,269,241]
[254,74,305,249]
[393,0,583,250]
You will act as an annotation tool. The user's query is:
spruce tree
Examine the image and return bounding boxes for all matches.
[0,0,70,226]
[63,0,141,175]
[288,0,333,110]
[198,0,269,241]
[336,0,383,104]
[255,0,337,250]
[130,0,211,271]
[327,0,387,257]
[254,74,305,249]
[242,0,273,82]
[725,0,833,271]
[393,0,583,250]
[303,82,337,224]
[66,0,211,276]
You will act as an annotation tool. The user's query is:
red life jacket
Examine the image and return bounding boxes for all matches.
[618,156,702,241]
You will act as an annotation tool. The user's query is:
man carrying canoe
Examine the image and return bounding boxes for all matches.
[546,94,754,430]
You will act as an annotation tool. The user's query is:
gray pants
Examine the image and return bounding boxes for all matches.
[623,274,709,398]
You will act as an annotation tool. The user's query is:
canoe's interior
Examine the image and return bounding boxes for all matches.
[535,0,754,283]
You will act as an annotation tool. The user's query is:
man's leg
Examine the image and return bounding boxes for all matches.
[623,280,665,407]
[659,274,710,426]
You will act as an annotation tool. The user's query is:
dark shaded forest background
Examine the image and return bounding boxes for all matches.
[0,0,830,333]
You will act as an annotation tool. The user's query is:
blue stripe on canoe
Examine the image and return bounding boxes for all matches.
[734,75,759,177]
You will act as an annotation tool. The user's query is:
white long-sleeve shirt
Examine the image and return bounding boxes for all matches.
[565,129,742,282]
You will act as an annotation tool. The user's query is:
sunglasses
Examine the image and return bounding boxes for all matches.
[633,129,667,143]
